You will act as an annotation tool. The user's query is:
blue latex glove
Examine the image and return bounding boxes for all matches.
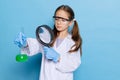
[14,32,27,48]
[39,27,44,33]
[43,47,60,63]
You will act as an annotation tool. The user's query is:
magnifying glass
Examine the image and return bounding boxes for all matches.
[36,25,54,47]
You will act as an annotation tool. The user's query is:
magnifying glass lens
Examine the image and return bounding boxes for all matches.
[36,25,54,47]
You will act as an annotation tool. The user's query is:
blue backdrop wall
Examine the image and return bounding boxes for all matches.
[0,0,120,80]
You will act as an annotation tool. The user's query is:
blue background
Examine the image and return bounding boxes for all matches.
[0,0,120,80]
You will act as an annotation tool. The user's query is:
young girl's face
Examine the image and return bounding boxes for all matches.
[54,10,73,32]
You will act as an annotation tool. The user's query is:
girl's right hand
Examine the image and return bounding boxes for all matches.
[14,32,27,48]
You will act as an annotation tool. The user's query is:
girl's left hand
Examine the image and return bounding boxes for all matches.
[43,47,60,63]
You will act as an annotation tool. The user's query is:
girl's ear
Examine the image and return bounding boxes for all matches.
[68,20,74,26]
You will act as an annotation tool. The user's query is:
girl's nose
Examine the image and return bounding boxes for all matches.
[56,19,62,24]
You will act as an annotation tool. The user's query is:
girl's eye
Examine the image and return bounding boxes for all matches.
[62,19,67,22]
[53,16,70,23]
[55,18,59,20]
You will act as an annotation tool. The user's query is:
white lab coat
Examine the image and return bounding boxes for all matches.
[21,34,81,80]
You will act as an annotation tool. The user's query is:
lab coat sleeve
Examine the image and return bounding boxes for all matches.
[21,38,43,56]
[55,49,81,73]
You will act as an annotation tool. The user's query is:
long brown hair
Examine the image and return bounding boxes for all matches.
[50,5,82,56]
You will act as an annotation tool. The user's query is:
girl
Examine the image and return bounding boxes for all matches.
[14,5,82,80]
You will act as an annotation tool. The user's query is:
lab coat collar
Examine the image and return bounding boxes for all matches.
[53,33,72,49]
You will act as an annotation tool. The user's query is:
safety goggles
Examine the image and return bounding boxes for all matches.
[53,16,71,24]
